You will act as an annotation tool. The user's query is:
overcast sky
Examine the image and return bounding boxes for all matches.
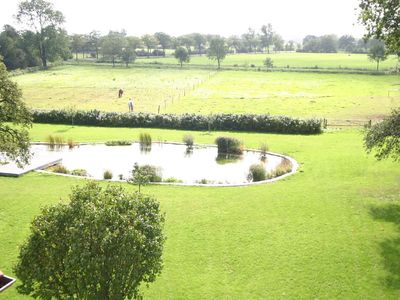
[0,0,365,41]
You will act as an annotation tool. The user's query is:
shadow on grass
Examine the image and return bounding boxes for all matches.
[370,203,400,289]
[54,127,74,133]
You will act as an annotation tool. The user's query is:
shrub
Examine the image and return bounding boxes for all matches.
[129,163,161,192]
[14,182,165,300]
[48,164,69,174]
[264,57,274,68]
[139,133,152,146]
[163,177,183,183]
[183,134,194,148]
[248,164,266,182]
[67,139,78,149]
[47,135,64,150]
[268,158,293,178]
[71,169,87,176]
[105,140,132,146]
[103,170,113,180]
[215,137,243,155]
[32,110,322,135]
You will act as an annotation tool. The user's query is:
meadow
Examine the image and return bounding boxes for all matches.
[137,52,399,70]
[2,53,400,298]
[13,64,400,125]
[1,124,400,299]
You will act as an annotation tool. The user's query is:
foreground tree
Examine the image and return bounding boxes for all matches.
[368,43,387,70]
[16,0,65,68]
[359,0,400,54]
[364,108,400,161]
[174,46,190,67]
[15,182,165,299]
[0,59,31,166]
[207,37,227,69]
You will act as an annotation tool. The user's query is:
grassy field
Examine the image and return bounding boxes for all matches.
[13,64,212,113]
[14,64,400,124]
[137,52,399,70]
[1,124,400,299]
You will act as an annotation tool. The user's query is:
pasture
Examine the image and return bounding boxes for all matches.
[137,52,399,70]
[1,125,400,299]
[14,64,400,124]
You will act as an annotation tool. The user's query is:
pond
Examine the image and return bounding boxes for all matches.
[32,143,289,185]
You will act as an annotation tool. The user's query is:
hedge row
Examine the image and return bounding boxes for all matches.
[32,110,322,134]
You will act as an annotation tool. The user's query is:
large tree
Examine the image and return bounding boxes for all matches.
[16,0,65,68]
[207,37,227,69]
[15,182,165,299]
[0,59,31,166]
[359,0,400,54]
[364,108,400,161]
[0,25,28,70]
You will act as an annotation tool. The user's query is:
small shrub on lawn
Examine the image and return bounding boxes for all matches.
[105,140,132,146]
[215,137,243,155]
[183,134,194,148]
[248,164,266,182]
[71,169,87,177]
[264,57,274,68]
[103,170,113,180]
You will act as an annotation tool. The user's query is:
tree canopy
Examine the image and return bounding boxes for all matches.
[15,182,165,299]
[174,46,190,67]
[364,108,400,161]
[207,37,228,69]
[0,59,31,166]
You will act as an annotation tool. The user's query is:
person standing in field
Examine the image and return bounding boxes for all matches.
[128,98,133,112]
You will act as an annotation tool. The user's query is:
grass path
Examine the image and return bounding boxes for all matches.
[1,125,399,299]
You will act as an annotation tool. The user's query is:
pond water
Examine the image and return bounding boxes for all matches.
[32,143,285,185]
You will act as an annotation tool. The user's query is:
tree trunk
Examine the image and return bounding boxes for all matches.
[75,52,78,61]
[377,60,380,71]
[180,61,183,68]
[217,58,220,70]
[112,57,115,67]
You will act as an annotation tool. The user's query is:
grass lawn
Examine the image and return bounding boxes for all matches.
[13,65,400,124]
[168,71,400,124]
[1,124,400,299]
[13,64,212,114]
[137,52,399,70]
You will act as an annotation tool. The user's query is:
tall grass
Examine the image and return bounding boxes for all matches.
[139,133,152,152]
[268,158,293,179]
[47,135,65,150]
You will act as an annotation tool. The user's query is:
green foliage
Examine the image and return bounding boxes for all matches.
[264,57,274,68]
[0,61,31,166]
[247,163,266,182]
[32,109,322,134]
[163,177,183,183]
[14,182,165,299]
[359,0,400,53]
[268,158,293,178]
[101,31,126,67]
[70,168,87,176]
[215,136,243,155]
[105,140,132,146]
[183,134,194,148]
[174,46,190,67]
[207,37,228,69]
[368,43,388,70]
[364,108,400,161]
[129,162,161,192]
[103,169,113,180]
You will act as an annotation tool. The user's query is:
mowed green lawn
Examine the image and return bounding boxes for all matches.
[13,64,212,113]
[13,65,400,124]
[137,52,399,70]
[1,124,400,299]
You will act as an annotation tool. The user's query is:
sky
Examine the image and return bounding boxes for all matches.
[0,0,365,41]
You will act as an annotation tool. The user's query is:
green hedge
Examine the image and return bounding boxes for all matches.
[31,109,322,134]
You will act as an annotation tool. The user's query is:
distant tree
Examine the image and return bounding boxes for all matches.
[285,40,296,51]
[319,35,338,53]
[141,34,157,57]
[260,24,274,53]
[359,0,400,54]
[177,35,194,52]
[43,27,70,62]
[101,30,126,67]
[121,44,136,67]
[154,32,171,56]
[88,31,100,59]
[0,59,31,166]
[364,108,400,161]
[126,36,142,52]
[0,25,27,70]
[15,182,165,299]
[227,35,242,53]
[174,46,190,67]
[71,34,85,60]
[16,0,65,68]
[263,57,274,68]
[242,27,259,53]
[338,35,356,52]
[191,33,206,54]
[207,37,227,69]
[368,43,388,70]
[272,34,284,52]
[302,35,320,52]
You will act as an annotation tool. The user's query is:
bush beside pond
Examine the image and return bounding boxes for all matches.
[32,110,322,135]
